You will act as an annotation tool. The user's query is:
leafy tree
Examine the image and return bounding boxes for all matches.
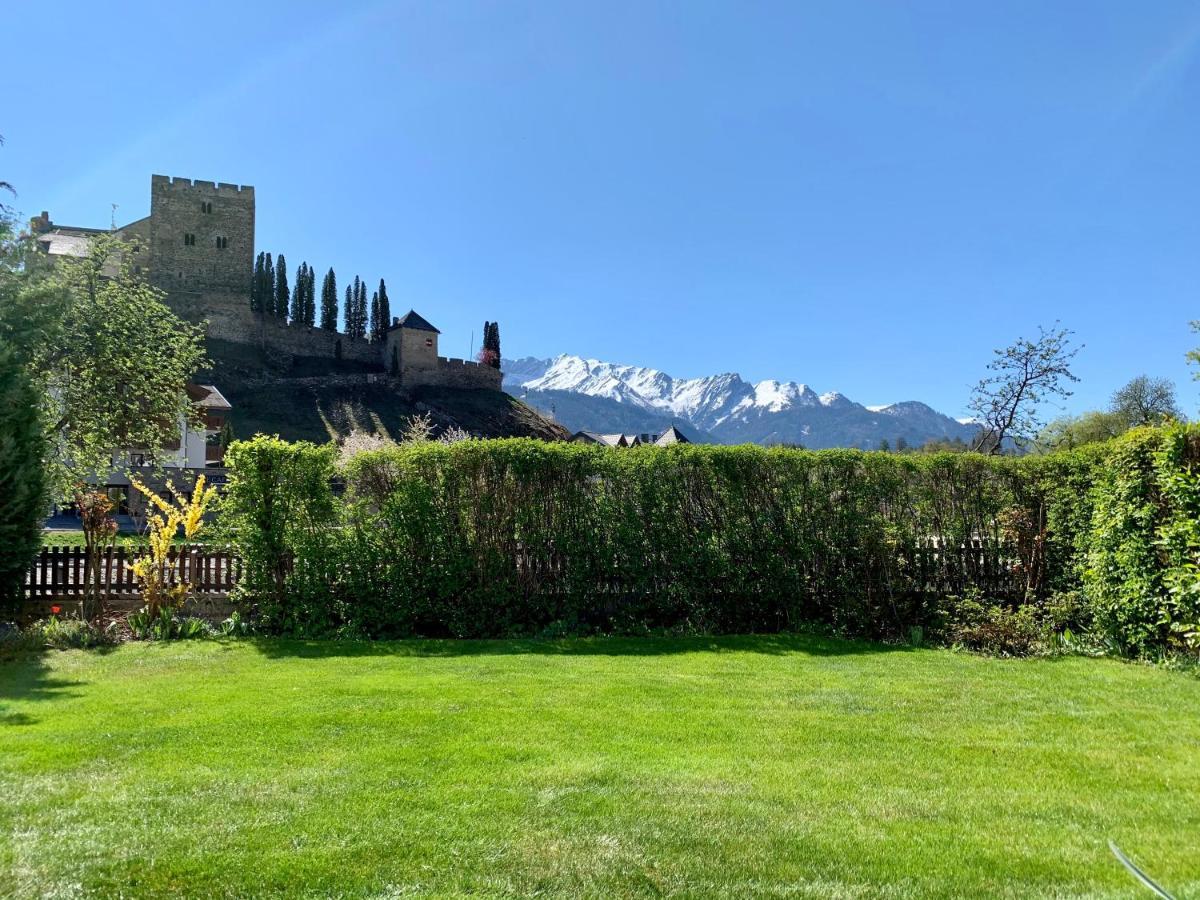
[0,134,15,217]
[968,324,1080,454]
[1034,410,1125,453]
[274,253,289,320]
[377,279,391,339]
[1111,375,1180,426]
[876,439,890,452]
[0,226,207,501]
[0,340,47,612]
[320,268,338,330]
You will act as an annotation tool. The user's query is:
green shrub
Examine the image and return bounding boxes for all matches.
[222,436,1114,642]
[1085,424,1200,657]
[39,616,112,650]
[0,342,47,616]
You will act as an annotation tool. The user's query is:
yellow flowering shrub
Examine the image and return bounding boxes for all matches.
[129,475,218,617]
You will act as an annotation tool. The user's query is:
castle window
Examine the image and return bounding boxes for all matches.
[201,201,213,214]
[184,233,195,246]
[215,236,228,249]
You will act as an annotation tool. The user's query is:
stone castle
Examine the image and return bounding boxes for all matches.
[32,174,501,391]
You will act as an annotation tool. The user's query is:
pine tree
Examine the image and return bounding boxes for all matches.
[369,290,381,343]
[290,262,306,323]
[377,279,391,339]
[320,268,338,330]
[274,253,289,320]
[250,251,265,313]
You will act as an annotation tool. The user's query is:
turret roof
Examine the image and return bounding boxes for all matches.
[389,310,440,334]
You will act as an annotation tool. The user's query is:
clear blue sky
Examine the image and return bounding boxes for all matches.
[5,1,1198,416]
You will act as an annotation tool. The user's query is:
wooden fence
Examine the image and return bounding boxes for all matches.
[26,545,242,600]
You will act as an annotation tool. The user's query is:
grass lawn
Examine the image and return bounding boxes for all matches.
[2,636,1197,898]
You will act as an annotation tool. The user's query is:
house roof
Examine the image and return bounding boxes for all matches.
[185,383,232,411]
[655,426,690,445]
[389,309,440,334]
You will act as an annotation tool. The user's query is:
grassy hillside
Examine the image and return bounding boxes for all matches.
[2,636,1197,896]
[203,338,568,442]
[223,380,568,443]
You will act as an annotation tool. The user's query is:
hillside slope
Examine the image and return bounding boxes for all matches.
[203,340,567,443]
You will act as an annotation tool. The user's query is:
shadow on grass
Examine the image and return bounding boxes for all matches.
[0,649,88,727]
[246,631,919,661]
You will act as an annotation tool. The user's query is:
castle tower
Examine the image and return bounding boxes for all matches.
[147,175,254,297]
[385,310,440,379]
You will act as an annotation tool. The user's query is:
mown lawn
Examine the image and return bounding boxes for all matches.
[1,636,1197,898]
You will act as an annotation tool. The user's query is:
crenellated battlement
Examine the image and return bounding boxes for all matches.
[151,174,254,194]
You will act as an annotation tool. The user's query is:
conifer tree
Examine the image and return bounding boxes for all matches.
[484,321,501,368]
[263,252,275,319]
[306,265,317,326]
[344,285,354,336]
[369,290,381,343]
[377,279,391,339]
[274,253,289,320]
[290,262,306,323]
[320,268,338,330]
[250,251,265,313]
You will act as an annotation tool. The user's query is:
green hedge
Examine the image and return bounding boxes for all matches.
[221,436,1131,643]
[1085,425,1200,655]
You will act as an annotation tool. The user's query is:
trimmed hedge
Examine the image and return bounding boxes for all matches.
[1085,425,1200,655]
[220,436,1125,643]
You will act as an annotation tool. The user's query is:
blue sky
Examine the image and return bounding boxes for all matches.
[5,1,1198,416]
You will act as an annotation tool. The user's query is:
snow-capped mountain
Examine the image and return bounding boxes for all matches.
[503,355,977,449]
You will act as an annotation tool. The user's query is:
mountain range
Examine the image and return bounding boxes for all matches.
[502,355,978,449]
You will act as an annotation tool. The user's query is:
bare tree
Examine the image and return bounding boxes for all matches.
[1110,375,1180,426]
[968,324,1080,454]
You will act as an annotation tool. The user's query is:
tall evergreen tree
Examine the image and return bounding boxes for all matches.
[344,285,354,336]
[305,265,317,326]
[377,278,391,338]
[250,251,265,313]
[274,253,289,320]
[320,268,338,330]
[263,252,275,319]
[484,321,501,368]
[290,262,306,322]
[369,290,381,343]
[0,342,47,612]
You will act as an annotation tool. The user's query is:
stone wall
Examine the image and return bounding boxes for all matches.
[148,175,254,294]
[420,357,503,390]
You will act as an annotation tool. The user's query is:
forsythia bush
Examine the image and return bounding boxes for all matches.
[222,437,1106,642]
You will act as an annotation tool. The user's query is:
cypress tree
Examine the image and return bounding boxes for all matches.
[305,266,317,326]
[274,253,289,320]
[377,279,391,338]
[320,268,338,330]
[291,262,306,323]
[250,252,265,312]
[483,321,501,368]
[369,290,381,343]
[263,253,275,319]
[344,285,354,336]
[0,342,47,613]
